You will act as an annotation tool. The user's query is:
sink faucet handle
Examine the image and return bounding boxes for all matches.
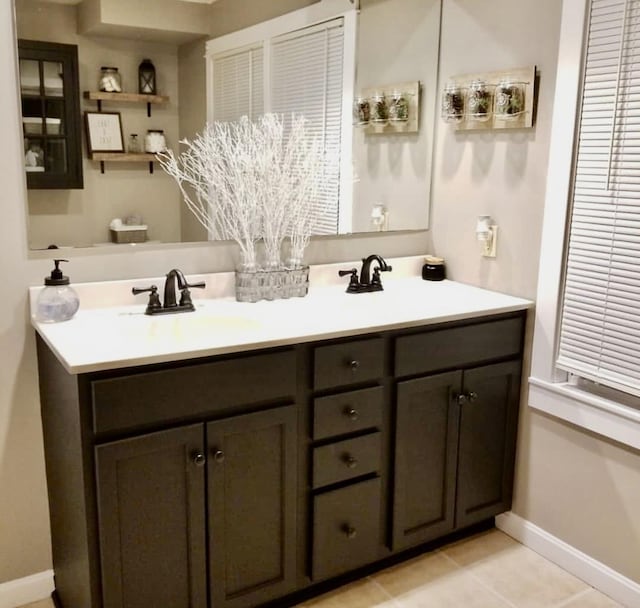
[338,268,361,294]
[178,279,206,308]
[132,285,162,314]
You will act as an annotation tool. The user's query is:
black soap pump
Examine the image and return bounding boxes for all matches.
[36,259,80,322]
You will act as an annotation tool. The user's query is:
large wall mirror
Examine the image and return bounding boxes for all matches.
[14,0,441,250]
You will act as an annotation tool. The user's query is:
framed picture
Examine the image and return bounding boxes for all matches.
[84,111,124,155]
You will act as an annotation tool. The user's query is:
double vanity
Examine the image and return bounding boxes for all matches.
[32,257,531,608]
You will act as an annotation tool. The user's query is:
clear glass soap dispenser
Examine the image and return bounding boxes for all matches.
[36,259,80,323]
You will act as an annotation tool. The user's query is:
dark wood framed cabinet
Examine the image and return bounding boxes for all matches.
[36,310,526,608]
[18,39,83,189]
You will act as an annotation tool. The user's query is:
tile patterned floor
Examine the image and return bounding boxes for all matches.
[18,529,623,608]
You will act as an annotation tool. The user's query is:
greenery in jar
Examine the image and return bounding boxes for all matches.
[442,86,465,122]
[389,92,409,122]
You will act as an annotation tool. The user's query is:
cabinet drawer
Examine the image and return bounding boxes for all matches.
[92,350,296,434]
[312,478,381,580]
[313,387,383,440]
[313,432,381,489]
[314,338,384,390]
[395,316,524,377]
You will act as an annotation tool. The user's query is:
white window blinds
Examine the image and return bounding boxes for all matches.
[557,0,640,396]
[271,19,344,235]
[211,45,264,122]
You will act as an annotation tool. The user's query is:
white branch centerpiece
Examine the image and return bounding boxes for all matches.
[157,114,324,302]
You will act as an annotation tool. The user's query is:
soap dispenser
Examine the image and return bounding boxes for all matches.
[36,259,80,322]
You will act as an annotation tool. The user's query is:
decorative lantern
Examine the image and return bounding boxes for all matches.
[138,59,156,95]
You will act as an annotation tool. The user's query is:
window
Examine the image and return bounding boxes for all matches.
[529,0,640,449]
[205,0,356,234]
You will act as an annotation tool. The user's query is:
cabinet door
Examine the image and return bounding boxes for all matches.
[18,39,83,189]
[392,371,461,551]
[95,424,207,608]
[456,360,522,528]
[207,406,297,608]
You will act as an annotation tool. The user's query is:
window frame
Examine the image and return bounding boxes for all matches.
[204,0,357,234]
[529,0,640,450]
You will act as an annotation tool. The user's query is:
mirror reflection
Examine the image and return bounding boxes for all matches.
[15,0,441,250]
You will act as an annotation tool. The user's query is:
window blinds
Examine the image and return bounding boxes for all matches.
[212,45,264,122]
[557,0,640,396]
[270,19,344,235]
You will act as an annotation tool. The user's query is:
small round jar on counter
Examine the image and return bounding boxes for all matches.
[422,255,446,281]
[145,129,167,153]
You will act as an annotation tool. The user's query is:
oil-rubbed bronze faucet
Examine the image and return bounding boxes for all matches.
[132,268,205,314]
[338,255,393,293]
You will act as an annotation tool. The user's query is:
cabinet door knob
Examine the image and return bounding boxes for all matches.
[212,449,225,463]
[344,407,360,421]
[455,393,467,406]
[349,359,360,371]
[341,524,357,539]
[192,453,206,467]
[467,391,478,402]
[343,453,358,469]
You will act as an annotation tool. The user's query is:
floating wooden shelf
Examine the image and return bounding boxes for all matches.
[84,91,169,104]
[84,91,169,116]
[92,152,156,162]
[91,152,157,174]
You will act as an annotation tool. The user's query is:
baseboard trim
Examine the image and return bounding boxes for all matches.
[0,570,54,608]
[496,512,640,608]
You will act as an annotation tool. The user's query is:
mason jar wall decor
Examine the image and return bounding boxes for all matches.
[355,81,420,133]
[494,79,525,120]
[441,66,536,130]
[441,83,465,123]
[353,96,370,126]
[466,80,494,122]
[388,90,410,123]
[370,92,389,125]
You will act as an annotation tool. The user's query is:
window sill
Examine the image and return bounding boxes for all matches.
[528,376,640,450]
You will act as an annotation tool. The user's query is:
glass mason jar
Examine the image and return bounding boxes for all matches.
[145,130,167,153]
[353,96,370,125]
[494,80,526,120]
[128,134,141,154]
[388,90,409,122]
[99,67,122,93]
[441,83,465,123]
[370,92,388,124]
[466,80,494,122]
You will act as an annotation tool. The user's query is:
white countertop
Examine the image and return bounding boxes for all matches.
[30,257,532,374]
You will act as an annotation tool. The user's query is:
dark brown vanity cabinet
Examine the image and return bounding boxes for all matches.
[94,407,297,608]
[18,39,83,189]
[36,310,525,608]
[392,317,524,551]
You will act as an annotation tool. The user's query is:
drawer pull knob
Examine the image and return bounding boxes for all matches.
[341,524,357,539]
[192,453,206,467]
[349,359,360,371]
[343,453,358,469]
[467,391,478,402]
[455,393,467,406]
[344,407,360,421]
[213,449,225,463]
